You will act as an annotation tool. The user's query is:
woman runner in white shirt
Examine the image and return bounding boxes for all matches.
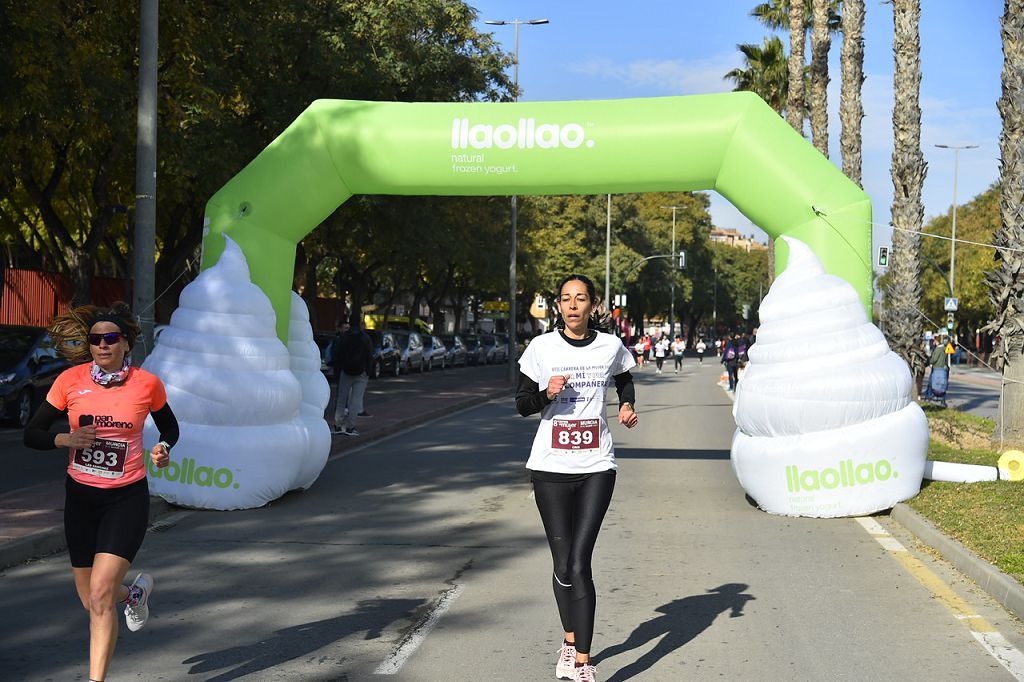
[515,274,639,682]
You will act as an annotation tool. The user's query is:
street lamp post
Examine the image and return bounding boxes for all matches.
[606,194,612,311]
[934,144,978,297]
[662,205,686,338]
[485,18,549,384]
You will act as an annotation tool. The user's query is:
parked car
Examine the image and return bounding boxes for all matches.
[461,334,485,365]
[366,330,402,379]
[494,333,522,361]
[391,330,426,373]
[0,325,71,427]
[480,334,508,364]
[314,332,337,379]
[439,334,468,367]
[423,335,447,371]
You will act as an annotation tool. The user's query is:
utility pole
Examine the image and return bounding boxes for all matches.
[485,18,549,383]
[662,205,686,337]
[132,0,158,364]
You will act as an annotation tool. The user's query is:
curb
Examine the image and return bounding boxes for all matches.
[891,502,1024,622]
[0,387,509,571]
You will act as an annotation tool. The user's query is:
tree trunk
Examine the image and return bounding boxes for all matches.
[840,0,865,188]
[810,0,831,157]
[786,0,807,135]
[885,0,928,380]
[985,0,1024,444]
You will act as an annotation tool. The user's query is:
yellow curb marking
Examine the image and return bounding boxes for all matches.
[855,517,1024,679]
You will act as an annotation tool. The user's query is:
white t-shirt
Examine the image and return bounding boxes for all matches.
[671,339,685,355]
[655,338,669,358]
[519,331,637,474]
[696,341,707,353]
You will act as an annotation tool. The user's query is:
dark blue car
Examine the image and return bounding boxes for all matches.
[0,325,70,427]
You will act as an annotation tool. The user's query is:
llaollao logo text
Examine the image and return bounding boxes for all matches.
[146,453,239,489]
[786,458,897,493]
[450,118,594,150]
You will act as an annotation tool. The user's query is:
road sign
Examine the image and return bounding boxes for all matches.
[946,311,955,330]
[482,300,510,312]
[944,297,959,312]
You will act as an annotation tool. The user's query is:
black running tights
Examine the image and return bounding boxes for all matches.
[532,471,616,654]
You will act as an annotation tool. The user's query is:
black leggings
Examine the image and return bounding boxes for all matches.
[532,470,616,654]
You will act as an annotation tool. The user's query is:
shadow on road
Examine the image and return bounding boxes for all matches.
[594,583,755,681]
[615,447,731,461]
[181,597,424,681]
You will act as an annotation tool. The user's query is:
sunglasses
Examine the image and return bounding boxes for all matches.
[87,332,125,346]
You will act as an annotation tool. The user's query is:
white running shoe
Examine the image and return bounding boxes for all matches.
[556,642,576,679]
[574,663,597,682]
[124,572,154,632]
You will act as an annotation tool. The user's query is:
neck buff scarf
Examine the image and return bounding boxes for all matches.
[91,357,131,386]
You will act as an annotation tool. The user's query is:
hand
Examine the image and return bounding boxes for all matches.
[68,425,97,449]
[619,403,638,428]
[150,443,170,469]
[546,374,570,401]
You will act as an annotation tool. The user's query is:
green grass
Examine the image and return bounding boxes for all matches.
[907,407,1024,584]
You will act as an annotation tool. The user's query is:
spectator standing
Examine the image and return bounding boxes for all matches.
[331,315,374,436]
[721,333,743,392]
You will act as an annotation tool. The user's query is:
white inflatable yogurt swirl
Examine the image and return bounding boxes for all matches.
[143,236,330,509]
[734,237,913,437]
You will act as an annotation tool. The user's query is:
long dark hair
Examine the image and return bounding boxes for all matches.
[554,274,605,331]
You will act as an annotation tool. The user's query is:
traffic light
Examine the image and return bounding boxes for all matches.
[877,246,889,268]
[678,250,687,270]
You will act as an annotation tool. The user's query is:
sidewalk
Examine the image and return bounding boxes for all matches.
[0,365,512,569]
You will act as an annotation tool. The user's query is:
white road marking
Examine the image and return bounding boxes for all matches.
[374,583,464,675]
[855,516,1024,680]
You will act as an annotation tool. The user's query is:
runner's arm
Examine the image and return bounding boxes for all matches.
[151,403,180,448]
[515,371,552,417]
[613,371,635,408]
[23,401,63,450]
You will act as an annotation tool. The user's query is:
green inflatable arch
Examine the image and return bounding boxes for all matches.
[200,92,871,341]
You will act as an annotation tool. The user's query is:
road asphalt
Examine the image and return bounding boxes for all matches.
[2,358,1023,680]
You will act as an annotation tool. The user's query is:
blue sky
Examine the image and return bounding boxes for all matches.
[470,1,1005,260]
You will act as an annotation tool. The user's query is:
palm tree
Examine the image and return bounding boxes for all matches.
[839,0,865,187]
[725,36,789,113]
[984,0,1024,443]
[786,0,807,134]
[809,0,831,156]
[884,0,928,382]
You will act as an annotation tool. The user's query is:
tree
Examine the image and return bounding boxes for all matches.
[839,0,865,188]
[785,0,807,134]
[809,0,832,157]
[0,0,515,320]
[884,0,928,382]
[920,185,999,335]
[725,37,790,113]
[984,0,1024,443]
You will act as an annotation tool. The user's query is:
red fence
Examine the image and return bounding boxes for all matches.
[0,268,129,327]
[1,267,343,332]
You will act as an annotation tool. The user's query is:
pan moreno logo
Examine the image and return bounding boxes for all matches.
[786,458,897,493]
[146,454,240,489]
[450,117,595,150]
